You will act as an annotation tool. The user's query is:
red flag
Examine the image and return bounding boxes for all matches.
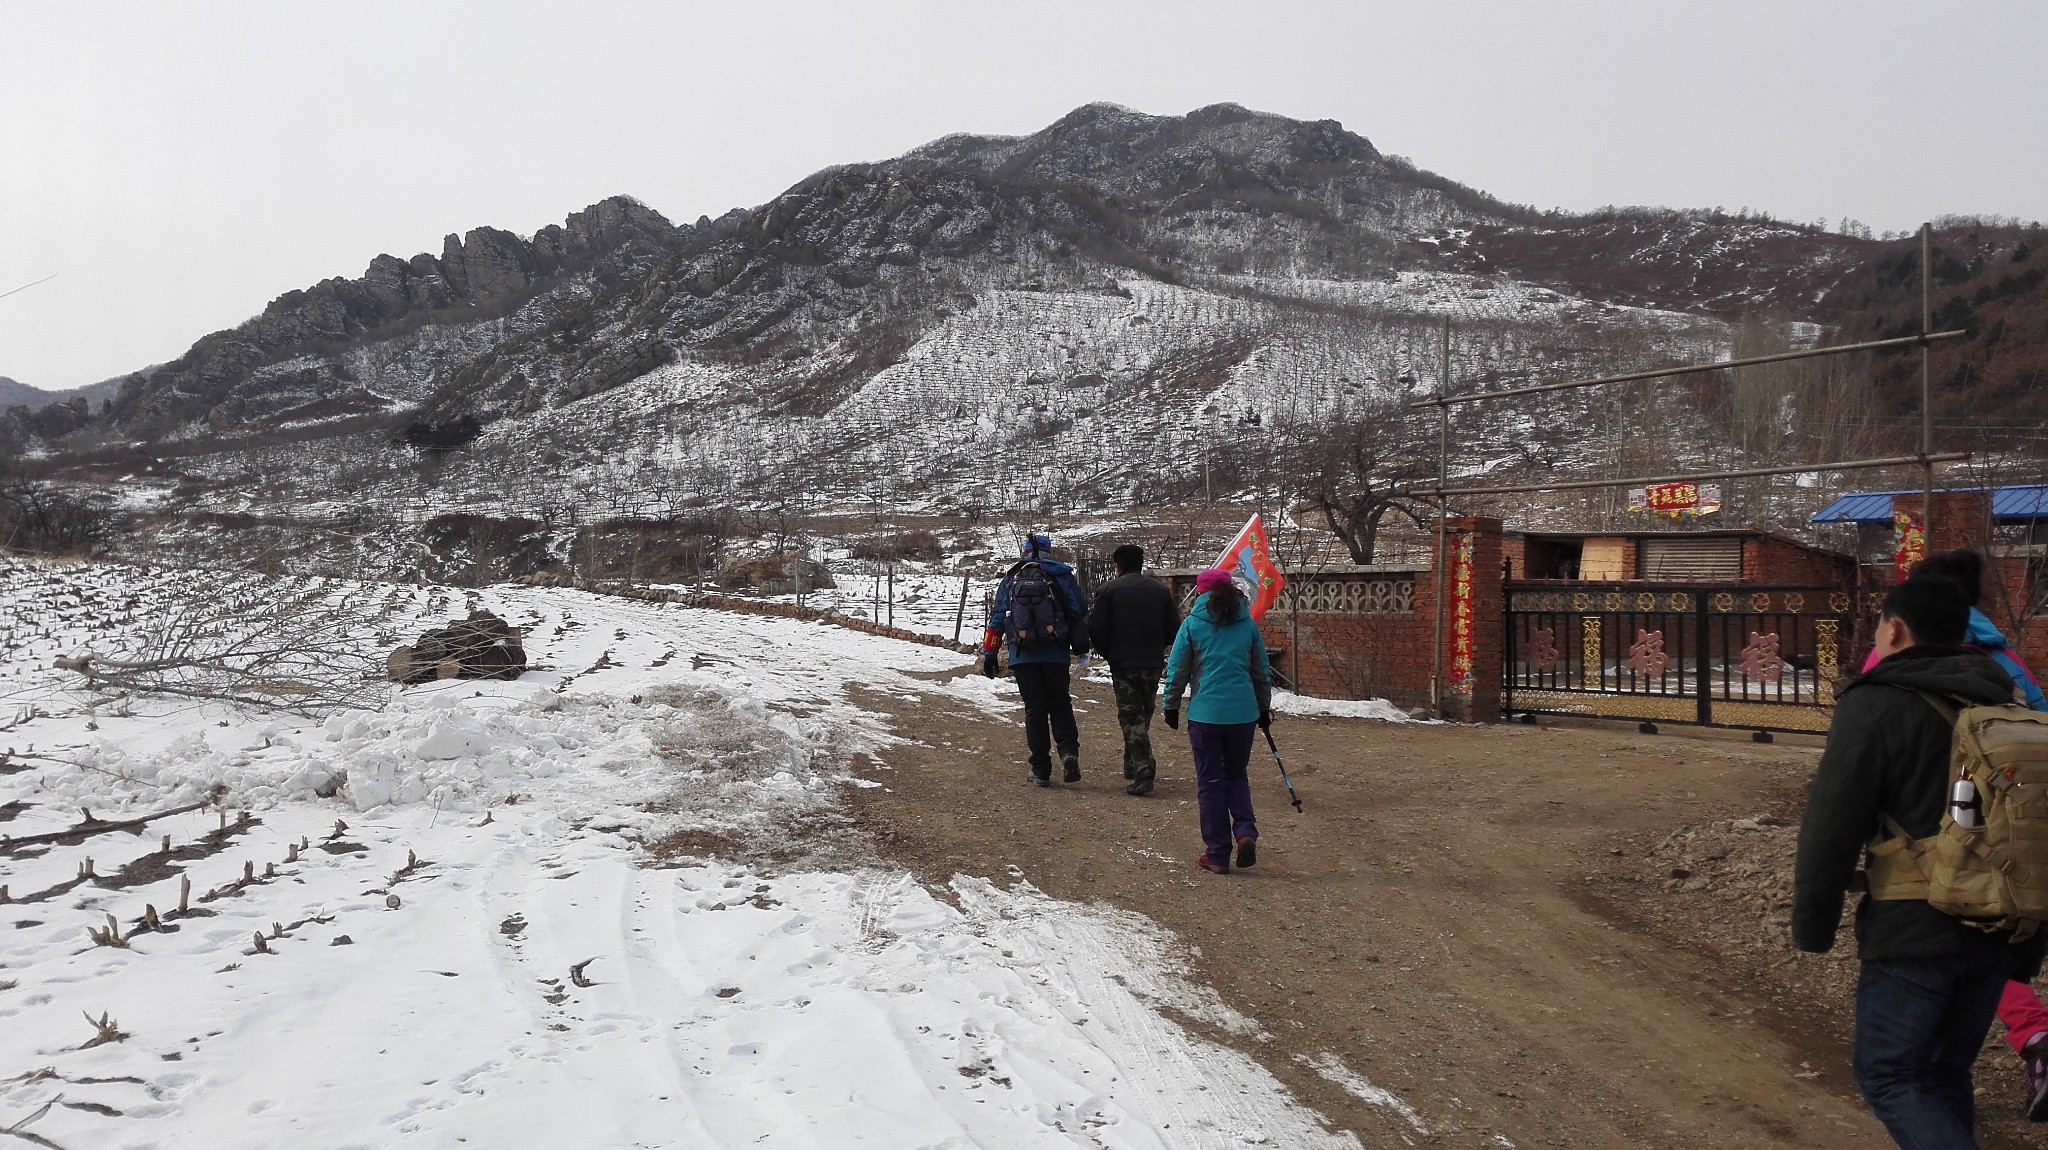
[1213,514,1286,622]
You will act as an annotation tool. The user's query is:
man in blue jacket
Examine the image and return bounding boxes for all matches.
[982,534,1091,786]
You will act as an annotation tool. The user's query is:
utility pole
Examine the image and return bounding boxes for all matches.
[1202,423,1212,508]
[1431,316,1451,717]
[1921,222,1934,531]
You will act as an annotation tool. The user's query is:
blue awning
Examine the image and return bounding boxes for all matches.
[1995,486,2048,520]
[1809,486,2048,524]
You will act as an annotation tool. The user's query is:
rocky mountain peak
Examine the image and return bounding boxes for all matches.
[908,101,1381,194]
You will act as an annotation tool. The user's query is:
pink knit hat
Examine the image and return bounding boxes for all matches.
[1194,568,1235,595]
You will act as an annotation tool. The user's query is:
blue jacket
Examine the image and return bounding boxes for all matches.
[985,558,1089,666]
[1162,592,1273,724]
[1968,607,2048,711]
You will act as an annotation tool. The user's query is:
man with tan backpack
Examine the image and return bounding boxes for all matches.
[1796,575,2048,1148]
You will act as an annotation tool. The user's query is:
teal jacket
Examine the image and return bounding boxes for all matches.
[1162,592,1273,724]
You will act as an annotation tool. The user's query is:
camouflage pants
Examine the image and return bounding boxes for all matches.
[1111,670,1161,785]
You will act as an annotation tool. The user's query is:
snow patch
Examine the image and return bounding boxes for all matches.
[1272,690,1428,723]
[1299,1051,1431,1133]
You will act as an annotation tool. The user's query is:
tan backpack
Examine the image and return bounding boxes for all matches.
[1864,693,2048,941]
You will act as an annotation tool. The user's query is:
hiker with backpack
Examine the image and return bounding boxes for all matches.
[1795,575,2048,1147]
[1866,550,2048,706]
[1162,568,1272,874]
[1085,544,1181,797]
[981,534,1091,786]
[1892,549,2048,1119]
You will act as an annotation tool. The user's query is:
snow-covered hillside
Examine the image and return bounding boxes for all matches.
[0,560,1399,1146]
[128,269,1728,546]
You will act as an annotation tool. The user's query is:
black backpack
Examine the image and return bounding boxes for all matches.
[1005,561,1070,650]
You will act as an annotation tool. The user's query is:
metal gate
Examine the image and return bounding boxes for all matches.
[1504,583,1856,732]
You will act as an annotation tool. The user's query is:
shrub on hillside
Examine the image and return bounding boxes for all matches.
[849,530,942,563]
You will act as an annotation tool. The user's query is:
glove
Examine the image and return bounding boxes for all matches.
[1258,709,1272,732]
[1163,708,1179,730]
[981,651,999,679]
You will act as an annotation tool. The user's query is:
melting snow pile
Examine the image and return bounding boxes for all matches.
[1271,690,1428,724]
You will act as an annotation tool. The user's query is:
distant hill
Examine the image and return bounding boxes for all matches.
[0,374,130,412]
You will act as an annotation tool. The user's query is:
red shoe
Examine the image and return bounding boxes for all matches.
[1234,836,1257,869]
[1197,854,1229,875]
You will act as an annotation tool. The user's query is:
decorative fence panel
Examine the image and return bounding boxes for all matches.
[1505,583,1853,732]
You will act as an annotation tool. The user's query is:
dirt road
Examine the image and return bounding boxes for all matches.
[848,673,1907,1148]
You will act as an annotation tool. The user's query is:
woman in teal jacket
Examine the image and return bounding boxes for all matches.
[1162,568,1273,874]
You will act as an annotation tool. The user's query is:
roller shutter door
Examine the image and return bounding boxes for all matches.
[1639,537,1744,581]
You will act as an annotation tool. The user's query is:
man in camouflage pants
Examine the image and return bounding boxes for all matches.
[1086,545,1182,796]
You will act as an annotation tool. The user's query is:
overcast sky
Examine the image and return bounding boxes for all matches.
[1,1,2042,389]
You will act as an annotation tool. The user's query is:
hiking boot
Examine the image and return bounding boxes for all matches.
[1234,835,1257,869]
[2026,1034,2048,1120]
[1124,780,1153,796]
[1061,753,1080,783]
[1029,771,1052,788]
[1197,854,1229,875]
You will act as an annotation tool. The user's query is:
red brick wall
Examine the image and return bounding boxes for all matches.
[1744,537,1858,586]
[1187,518,1506,720]
[2016,618,2048,690]
[1927,490,1994,556]
[1267,589,1436,709]
[1452,518,1506,722]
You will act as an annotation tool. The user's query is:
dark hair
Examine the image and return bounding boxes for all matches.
[1204,579,1246,624]
[1910,549,1986,607]
[1880,575,1970,647]
[1111,544,1144,574]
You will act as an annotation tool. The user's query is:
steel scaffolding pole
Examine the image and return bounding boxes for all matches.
[1408,330,1966,411]
[1431,317,1450,717]
[1429,452,1969,499]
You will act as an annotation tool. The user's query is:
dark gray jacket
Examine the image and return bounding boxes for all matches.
[1794,644,2045,977]
[1085,572,1180,673]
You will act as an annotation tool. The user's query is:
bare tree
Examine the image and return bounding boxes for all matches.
[1297,396,1438,564]
[0,460,115,555]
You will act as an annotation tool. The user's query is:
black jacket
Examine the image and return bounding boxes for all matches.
[1085,572,1181,673]
[1794,645,2045,974]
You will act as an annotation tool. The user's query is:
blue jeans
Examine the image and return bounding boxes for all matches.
[1854,951,2015,1148]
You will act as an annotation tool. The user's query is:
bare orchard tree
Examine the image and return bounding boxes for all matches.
[58,579,387,716]
[1296,395,1439,564]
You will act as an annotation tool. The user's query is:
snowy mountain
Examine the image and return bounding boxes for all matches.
[9,102,2038,578]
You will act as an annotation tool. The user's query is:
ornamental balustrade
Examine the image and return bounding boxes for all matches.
[1504,582,1855,733]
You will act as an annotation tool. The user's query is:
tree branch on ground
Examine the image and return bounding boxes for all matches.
[57,582,386,716]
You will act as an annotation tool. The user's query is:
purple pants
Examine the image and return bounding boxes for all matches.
[1187,719,1258,866]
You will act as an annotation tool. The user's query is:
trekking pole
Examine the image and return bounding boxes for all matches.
[1262,726,1303,812]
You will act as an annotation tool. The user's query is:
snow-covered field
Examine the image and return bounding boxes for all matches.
[0,560,1399,1147]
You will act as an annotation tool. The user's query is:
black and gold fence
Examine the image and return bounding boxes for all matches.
[1505,584,1855,732]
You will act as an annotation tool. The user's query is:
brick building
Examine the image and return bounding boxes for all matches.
[1503,529,1855,586]
[1811,485,2048,683]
